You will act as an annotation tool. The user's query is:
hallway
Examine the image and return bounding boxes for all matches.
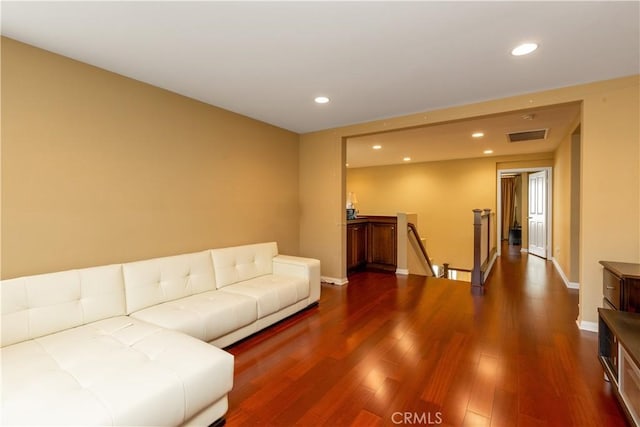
[225,248,625,426]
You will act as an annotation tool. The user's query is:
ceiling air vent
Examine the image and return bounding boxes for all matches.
[507,128,548,143]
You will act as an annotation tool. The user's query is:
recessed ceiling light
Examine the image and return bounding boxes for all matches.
[483,149,494,154]
[403,157,411,162]
[472,132,484,138]
[314,96,330,104]
[511,43,538,56]
[372,145,382,150]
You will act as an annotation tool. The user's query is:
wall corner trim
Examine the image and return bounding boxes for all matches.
[395,269,409,275]
[551,257,580,289]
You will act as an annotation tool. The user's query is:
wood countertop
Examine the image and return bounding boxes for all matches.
[600,261,640,280]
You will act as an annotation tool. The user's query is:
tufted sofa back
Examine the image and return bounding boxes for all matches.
[210,242,278,288]
[1,264,125,347]
[1,242,284,346]
[122,250,216,314]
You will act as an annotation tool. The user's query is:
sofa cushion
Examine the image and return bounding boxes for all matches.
[129,290,258,342]
[1,316,234,426]
[1,264,125,347]
[123,250,217,314]
[210,242,277,288]
[219,274,309,318]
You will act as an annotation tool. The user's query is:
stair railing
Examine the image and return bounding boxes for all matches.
[407,222,437,277]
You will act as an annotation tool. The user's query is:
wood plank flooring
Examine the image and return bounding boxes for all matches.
[225,246,627,426]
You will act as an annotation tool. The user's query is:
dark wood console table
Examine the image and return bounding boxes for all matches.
[600,261,640,312]
[598,308,640,426]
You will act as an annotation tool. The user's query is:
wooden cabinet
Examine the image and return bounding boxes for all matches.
[347,216,397,273]
[600,261,640,312]
[347,220,367,271]
[367,218,397,270]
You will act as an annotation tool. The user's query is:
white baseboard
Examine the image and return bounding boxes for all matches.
[551,257,580,289]
[395,268,409,275]
[520,248,529,253]
[576,319,598,332]
[321,276,348,286]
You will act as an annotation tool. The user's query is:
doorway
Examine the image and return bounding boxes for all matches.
[496,167,552,259]
[528,170,548,258]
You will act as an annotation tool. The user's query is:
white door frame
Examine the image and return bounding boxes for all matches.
[496,167,552,258]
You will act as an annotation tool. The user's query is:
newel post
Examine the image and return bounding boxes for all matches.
[484,208,492,261]
[471,209,484,295]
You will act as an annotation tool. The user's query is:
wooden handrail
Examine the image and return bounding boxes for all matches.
[443,263,472,275]
[407,223,437,276]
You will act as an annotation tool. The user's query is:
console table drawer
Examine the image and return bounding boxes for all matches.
[604,269,621,310]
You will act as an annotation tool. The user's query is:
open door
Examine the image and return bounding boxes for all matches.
[528,170,547,258]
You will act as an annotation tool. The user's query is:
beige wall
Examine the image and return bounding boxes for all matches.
[553,122,581,284]
[346,153,552,270]
[300,75,639,325]
[298,131,346,283]
[1,38,300,278]
[580,81,639,323]
[570,130,581,282]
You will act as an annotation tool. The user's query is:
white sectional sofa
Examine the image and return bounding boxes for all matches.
[1,242,320,426]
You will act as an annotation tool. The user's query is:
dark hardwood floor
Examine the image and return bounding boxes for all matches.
[225,245,626,426]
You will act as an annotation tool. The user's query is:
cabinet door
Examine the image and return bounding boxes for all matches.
[347,225,357,270]
[354,226,367,266]
[347,225,367,270]
[369,222,397,267]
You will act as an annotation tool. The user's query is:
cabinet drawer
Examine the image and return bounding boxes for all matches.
[604,269,621,310]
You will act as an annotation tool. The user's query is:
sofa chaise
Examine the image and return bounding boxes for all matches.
[1,242,320,426]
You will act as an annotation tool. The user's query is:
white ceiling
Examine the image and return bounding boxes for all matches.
[2,1,638,137]
[347,102,581,168]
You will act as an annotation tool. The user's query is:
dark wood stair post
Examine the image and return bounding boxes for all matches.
[471,209,485,295]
